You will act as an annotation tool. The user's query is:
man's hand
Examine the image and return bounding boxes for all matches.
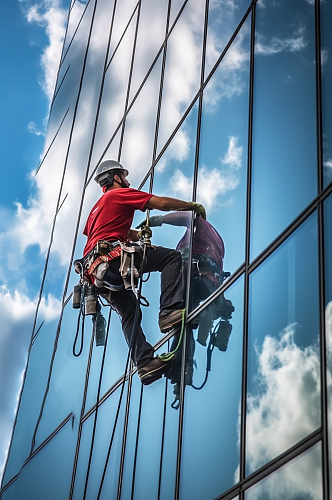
[136,215,164,229]
[190,202,206,220]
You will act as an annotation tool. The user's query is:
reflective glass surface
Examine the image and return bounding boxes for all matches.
[245,443,322,500]
[2,419,77,500]
[128,0,168,103]
[156,0,205,155]
[250,0,317,260]
[2,316,59,484]
[179,277,244,499]
[205,0,251,78]
[320,0,332,187]
[324,193,332,499]
[72,385,126,500]
[196,17,250,285]
[247,213,320,475]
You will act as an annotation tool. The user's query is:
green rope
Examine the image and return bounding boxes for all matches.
[158,309,186,362]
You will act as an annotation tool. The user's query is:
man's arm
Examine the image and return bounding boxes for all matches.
[146,196,206,219]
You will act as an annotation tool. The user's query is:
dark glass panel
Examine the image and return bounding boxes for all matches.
[245,443,322,500]
[247,213,320,475]
[195,17,250,292]
[321,0,332,187]
[179,276,244,499]
[323,193,332,498]
[250,0,317,260]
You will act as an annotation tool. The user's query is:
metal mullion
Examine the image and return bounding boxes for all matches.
[50,64,70,111]
[29,0,100,455]
[315,0,330,497]
[118,1,142,161]
[116,365,135,500]
[60,0,92,69]
[157,378,169,500]
[240,4,255,492]
[212,429,322,500]
[35,107,70,175]
[174,1,210,497]
[149,0,172,194]
[130,385,144,500]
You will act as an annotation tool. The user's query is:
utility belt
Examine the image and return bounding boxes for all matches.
[74,239,141,297]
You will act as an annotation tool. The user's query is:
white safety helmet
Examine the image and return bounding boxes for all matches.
[94,159,129,187]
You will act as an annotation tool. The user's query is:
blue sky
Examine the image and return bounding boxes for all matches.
[0,0,70,481]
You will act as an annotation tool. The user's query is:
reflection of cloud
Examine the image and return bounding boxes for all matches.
[24,0,68,103]
[235,323,324,499]
[0,287,61,480]
[169,136,243,212]
[256,25,308,55]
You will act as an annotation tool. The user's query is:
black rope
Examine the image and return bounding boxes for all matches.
[192,328,217,391]
[73,307,85,357]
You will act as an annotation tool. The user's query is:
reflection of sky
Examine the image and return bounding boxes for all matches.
[250,0,317,260]
[321,0,332,187]
[246,213,320,475]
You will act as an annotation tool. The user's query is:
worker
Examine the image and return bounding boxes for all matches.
[81,159,206,385]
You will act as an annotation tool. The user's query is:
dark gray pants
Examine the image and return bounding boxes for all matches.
[106,246,184,368]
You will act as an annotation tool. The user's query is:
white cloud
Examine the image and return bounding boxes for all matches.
[169,136,243,212]
[25,0,68,103]
[234,320,329,499]
[256,25,308,56]
[27,121,45,136]
[0,287,61,481]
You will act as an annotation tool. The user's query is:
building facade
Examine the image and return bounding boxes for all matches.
[1,0,331,499]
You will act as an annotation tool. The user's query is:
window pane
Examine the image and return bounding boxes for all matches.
[250,0,317,260]
[247,213,320,475]
[3,419,77,500]
[324,193,332,499]
[245,443,323,500]
[156,0,205,155]
[179,276,244,499]
[196,16,250,284]
[205,0,252,78]
[321,0,332,187]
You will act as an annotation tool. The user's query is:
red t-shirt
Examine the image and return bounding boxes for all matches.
[83,188,153,256]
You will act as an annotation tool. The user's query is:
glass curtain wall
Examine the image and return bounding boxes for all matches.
[1,1,331,500]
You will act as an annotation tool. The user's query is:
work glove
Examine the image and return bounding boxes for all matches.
[189,202,206,220]
[136,215,164,229]
[137,225,153,239]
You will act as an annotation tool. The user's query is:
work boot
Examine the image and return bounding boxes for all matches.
[138,357,175,385]
[158,309,184,333]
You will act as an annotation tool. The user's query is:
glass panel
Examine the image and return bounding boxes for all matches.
[245,443,323,500]
[120,54,163,187]
[72,384,127,500]
[128,0,168,102]
[179,276,244,499]
[2,315,59,485]
[324,193,332,499]
[247,213,320,476]
[2,419,77,500]
[107,0,138,65]
[196,17,250,286]
[250,0,317,260]
[321,0,332,187]
[205,0,252,78]
[131,374,168,500]
[156,0,205,155]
